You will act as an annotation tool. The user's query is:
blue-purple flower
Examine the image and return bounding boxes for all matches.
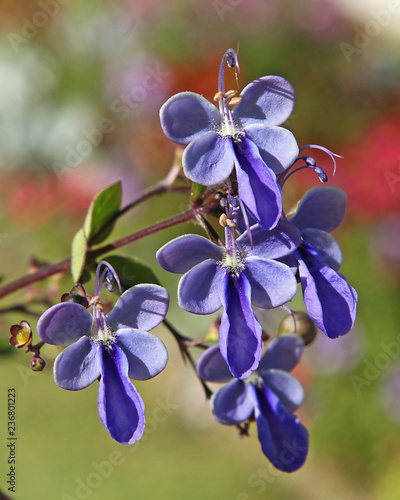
[160,49,298,230]
[286,185,358,338]
[156,221,300,379]
[197,335,309,472]
[37,262,169,445]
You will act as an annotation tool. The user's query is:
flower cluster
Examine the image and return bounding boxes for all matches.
[11,48,358,474]
[157,48,358,470]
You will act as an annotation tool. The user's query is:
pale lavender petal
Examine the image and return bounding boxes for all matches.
[234,138,281,231]
[243,257,298,308]
[254,384,309,472]
[237,221,301,259]
[54,336,102,390]
[301,228,342,271]
[219,272,262,379]
[234,76,295,128]
[244,124,299,174]
[116,328,168,381]
[297,246,358,338]
[211,379,255,425]
[178,259,224,314]
[106,284,169,332]
[160,92,220,145]
[156,234,223,274]
[183,131,235,185]
[289,186,346,233]
[37,302,93,346]
[259,334,304,373]
[261,370,304,412]
[196,344,233,383]
[98,345,145,445]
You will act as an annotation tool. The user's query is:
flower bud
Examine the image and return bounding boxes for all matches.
[279,311,317,346]
[61,284,89,308]
[9,321,32,348]
[30,356,46,372]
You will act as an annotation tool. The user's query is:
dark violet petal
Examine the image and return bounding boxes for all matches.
[301,228,342,272]
[258,334,304,373]
[178,259,224,314]
[196,344,233,383]
[254,384,309,472]
[183,131,235,186]
[244,256,297,309]
[156,234,223,274]
[289,186,346,233]
[244,124,299,174]
[160,91,220,145]
[37,302,93,346]
[297,246,358,338]
[237,221,301,259]
[106,284,169,332]
[116,328,168,381]
[98,345,145,445]
[234,138,282,231]
[234,76,295,128]
[219,272,262,379]
[261,370,304,412]
[211,379,255,425]
[54,337,102,390]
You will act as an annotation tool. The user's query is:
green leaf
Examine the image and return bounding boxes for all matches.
[191,182,206,203]
[71,228,88,283]
[83,180,122,245]
[105,255,160,291]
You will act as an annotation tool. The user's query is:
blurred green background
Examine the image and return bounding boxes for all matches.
[1,0,400,498]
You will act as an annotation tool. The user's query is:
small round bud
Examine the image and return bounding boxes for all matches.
[30,356,46,372]
[279,311,317,346]
[61,284,89,308]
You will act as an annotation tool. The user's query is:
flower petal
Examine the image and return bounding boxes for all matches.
[116,328,168,381]
[219,272,262,379]
[258,334,304,373]
[243,257,298,308]
[211,379,255,425]
[301,228,342,271]
[297,246,358,338]
[234,138,282,231]
[261,369,304,412]
[237,221,301,259]
[178,259,224,314]
[254,384,309,472]
[106,284,169,332]
[244,124,299,174]
[156,234,223,274]
[234,76,295,128]
[37,302,93,346]
[98,345,145,445]
[183,131,235,185]
[289,186,346,233]
[196,344,233,383]
[160,91,221,145]
[54,336,102,390]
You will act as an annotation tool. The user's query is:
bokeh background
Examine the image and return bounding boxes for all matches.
[1,0,400,498]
